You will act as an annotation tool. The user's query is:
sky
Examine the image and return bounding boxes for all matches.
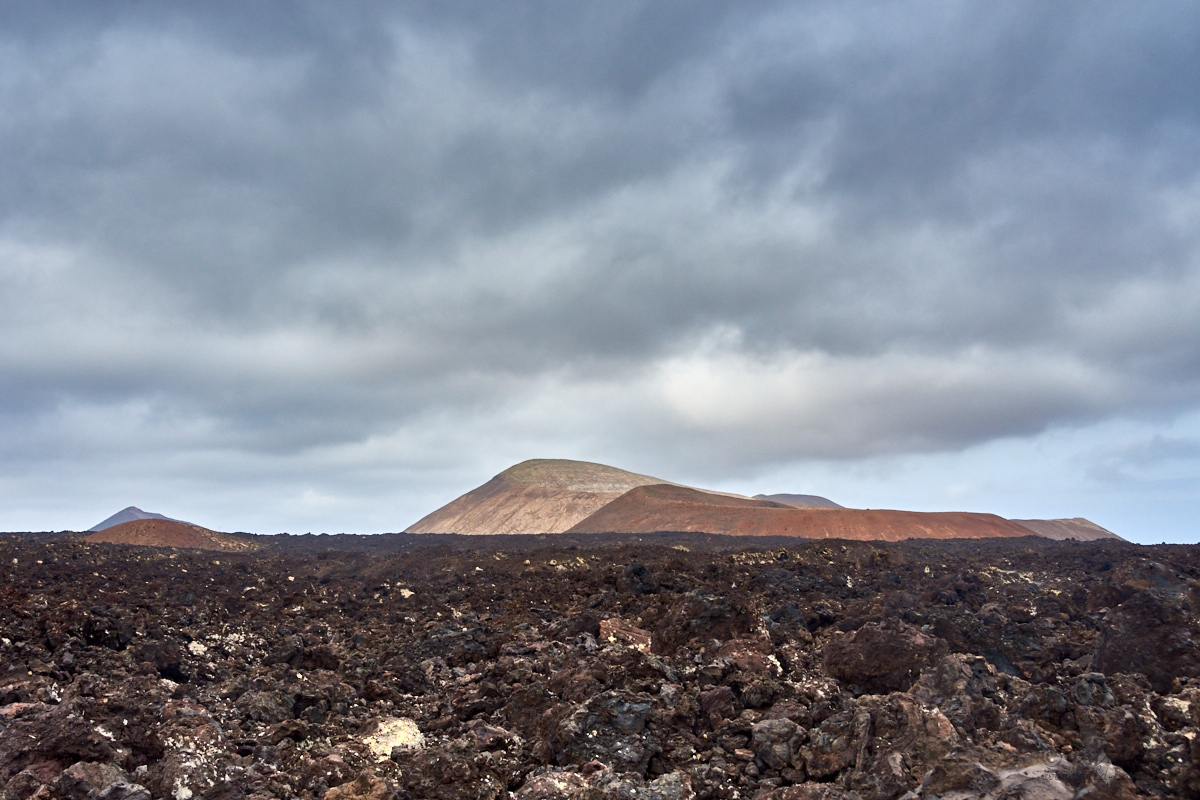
[1,2,1198,542]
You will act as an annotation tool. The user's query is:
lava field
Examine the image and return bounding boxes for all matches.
[2,534,1200,800]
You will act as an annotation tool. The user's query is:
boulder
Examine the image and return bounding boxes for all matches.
[822,621,947,695]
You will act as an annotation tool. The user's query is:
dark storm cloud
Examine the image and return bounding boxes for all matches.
[1,0,1199,531]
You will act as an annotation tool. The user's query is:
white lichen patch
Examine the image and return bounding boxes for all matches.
[187,641,208,656]
[399,588,415,599]
[363,717,425,761]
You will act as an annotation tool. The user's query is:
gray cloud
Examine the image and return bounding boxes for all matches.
[1,1,1199,534]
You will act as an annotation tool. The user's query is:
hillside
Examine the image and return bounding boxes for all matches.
[404,459,678,534]
[754,493,843,508]
[1011,517,1124,541]
[567,483,1035,541]
[85,519,259,552]
[406,458,1118,542]
[88,506,180,532]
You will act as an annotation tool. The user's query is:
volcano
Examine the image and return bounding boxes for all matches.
[404,459,679,535]
[566,483,1034,541]
[85,519,258,552]
[405,459,1093,542]
[88,506,182,532]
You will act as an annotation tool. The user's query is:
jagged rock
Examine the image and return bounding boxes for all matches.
[654,591,751,655]
[750,718,804,773]
[536,691,660,775]
[1093,584,1200,694]
[752,784,862,799]
[801,708,869,779]
[910,654,1007,735]
[54,763,148,800]
[515,771,589,799]
[621,564,658,596]
[235,690,292,725]
[515,768,694,800]
[822,621,947,695]
[322,774,394,800]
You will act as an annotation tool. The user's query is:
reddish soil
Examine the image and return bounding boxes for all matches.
[84,519,259,552]
[567,484,1034,541]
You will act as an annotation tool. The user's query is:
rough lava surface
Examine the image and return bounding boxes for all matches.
[2,531,1198,800]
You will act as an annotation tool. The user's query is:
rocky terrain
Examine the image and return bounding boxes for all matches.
[2,532,1198,799]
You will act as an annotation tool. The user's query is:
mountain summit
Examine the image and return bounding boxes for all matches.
[754,493,843,509]
[88,506,181,532]
[85,519,258,552]
[405,458,675,535]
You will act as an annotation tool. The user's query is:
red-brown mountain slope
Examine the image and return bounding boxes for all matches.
[1011,518,1124,541]
[567,483,1035,541]
[85,519,258,552]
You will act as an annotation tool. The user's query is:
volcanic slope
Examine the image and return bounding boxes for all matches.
[89,506,179,532]
[84,519,259,552]
[1011,517,1124,541]
[567,483,1035,541]
[754,493,843,508]
[404,459,683,535]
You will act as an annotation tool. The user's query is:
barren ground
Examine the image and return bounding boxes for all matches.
[1,533,1198,800]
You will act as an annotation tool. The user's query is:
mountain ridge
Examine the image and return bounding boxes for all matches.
[405,458,1115,542]
[404,459,680,535]
[567,483,1035,541]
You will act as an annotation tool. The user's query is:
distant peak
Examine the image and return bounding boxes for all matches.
[88,506,182,532]
[496,459,670,492]
[755,493,844,509]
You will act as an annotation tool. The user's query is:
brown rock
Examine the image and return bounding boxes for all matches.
[323,774,395,800]
[1093,587,1200,694]
[822,621,947,695]
[53,762,137,800]
[515,771,589,799]
[801,709,868,780]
